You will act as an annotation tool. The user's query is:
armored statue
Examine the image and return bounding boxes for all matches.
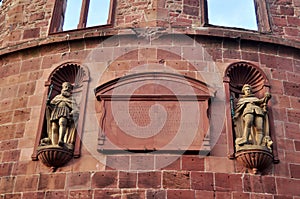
[233,84,273,151]
[41,82,79,150]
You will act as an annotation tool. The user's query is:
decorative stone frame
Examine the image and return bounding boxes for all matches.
[49,0,115,33]
[31,62,89,162]
[94,72,215,154]
[223,62,279,163]
[202,0,271,32]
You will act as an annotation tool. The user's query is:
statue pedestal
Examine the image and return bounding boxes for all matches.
[37,146,73,171]
[235,145,273,174]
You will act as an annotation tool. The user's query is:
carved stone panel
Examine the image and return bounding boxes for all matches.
[95,72,214,153]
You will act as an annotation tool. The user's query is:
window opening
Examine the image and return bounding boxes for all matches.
[86,0,110,28]
[50,0,113,33]
[63,0,82,31]
[207,0,258,30]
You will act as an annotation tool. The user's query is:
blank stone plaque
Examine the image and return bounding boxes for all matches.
[95,72,214,153]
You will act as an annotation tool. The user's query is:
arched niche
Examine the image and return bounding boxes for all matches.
[32,62,89,164]
[223,62,279,164]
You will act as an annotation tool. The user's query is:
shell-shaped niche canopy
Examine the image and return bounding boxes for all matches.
[225,62,270,98]
[32,62,89,171]
[49,63,89,97]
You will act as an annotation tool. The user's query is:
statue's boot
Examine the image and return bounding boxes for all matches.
[236,127,251,145]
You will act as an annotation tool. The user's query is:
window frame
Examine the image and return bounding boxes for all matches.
[202,0,271,33]
[49,0,115,33]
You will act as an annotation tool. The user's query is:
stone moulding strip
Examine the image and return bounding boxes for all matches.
[1,27,300,57]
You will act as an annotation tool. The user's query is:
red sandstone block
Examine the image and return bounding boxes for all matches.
[295,140,300,151]
[182,155,204,171]
[29,12,45,21]
[232,192,250,199]
[241,51,259,62]
[122,190,145,199]
[215,173,243,192]
[287,109,300,123]
[183,5,199,16]
[243,175,276,194]
[2,193,22,199]
[119,171,137,188]
[285,122,300,140]
[92,171,117,188]
[195,190,214,198]
[285,150,300,164]
[0,163,13,177]
[215,192,231,199]
[23,28,40,39]
[276,177,300,196]
[0,111,13,125]
[20,58,41,73]
[66,172,91,189]
[290,164,300,178]
[274,195,294,199]
[146,190,166,199]
[272,107,287,121]
[130,155,154,170]
[14,175,39,192]
[94,190,121,199]
[155,155,180,170]
[138,171,161,189]
[11,97,28,109]
[69,190,93,199]
[0,140,18,150]
[2,149,20,162]
[284,27,299,36]
[45,191,68,199]
[38,173,66,190]
[163,171,190,189]
[271,68,287,80]
[280,6,294,15]
[287,16,300,26]
[283,81,299,97]
[23,191,45,199]
[12,108,31,123]
[260,54,293,71]
[167,190,195,199]
[0,176,15,194]
[17,82,36,97]
[273,16,288,26]
[1,85,18,98]
[138,48,157,60]
[250,193,273,199]
[290,97,300,109]
[191,172,213,191]
[0,125,16,141]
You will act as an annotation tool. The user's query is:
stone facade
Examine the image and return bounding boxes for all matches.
[0,0,300,198]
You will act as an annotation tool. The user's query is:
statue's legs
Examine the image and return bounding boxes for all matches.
[58,117,68,146]
[237,114,254,145]
[51,122,59,145]
[255,116,264,145]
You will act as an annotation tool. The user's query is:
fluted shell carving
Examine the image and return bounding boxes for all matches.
[236,149,273,174]
[37,147,73,169]
[226,62,266,95]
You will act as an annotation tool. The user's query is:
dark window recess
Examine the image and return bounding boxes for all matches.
[50,0,114,33]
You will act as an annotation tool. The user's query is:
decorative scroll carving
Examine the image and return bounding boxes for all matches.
[94,72,215,153]
[32,62,89,171]
[224,62,278,174]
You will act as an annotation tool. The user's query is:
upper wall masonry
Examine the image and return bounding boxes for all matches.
[0,0,299,50]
